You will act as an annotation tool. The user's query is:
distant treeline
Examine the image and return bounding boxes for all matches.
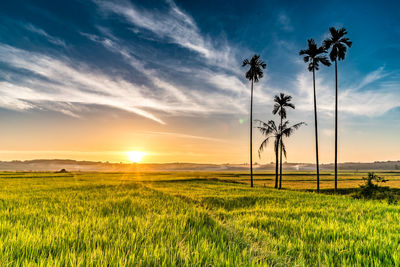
[0,159,399,172]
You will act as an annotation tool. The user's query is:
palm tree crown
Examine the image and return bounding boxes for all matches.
[242,55,267,82]
[323,27,352,61]
[256,120,282,157]
[299,39,331,71]
[273,93,295,119]
[257,120,305,168]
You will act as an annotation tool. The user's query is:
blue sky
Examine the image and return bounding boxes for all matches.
[0,0,399,163]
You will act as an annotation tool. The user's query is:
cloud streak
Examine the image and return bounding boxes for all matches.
[144,131,228,143]
[94,0,238,71]
[0,36,249,124]
[294,66,400,117]
[25,23,67,48]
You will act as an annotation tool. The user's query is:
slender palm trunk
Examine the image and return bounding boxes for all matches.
[279,116,283,189]
[334,59,338,193]
[312,68,320,192]
[250,79,254,188]
[275,143,279,188]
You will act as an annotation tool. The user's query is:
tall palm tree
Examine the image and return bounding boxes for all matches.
[256,120,281,188]
[272,93,295,189]
[242,55,266,188]
[323,27,352,193]
[299,39,331,192]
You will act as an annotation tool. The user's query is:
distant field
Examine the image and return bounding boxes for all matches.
[1,171,400,265]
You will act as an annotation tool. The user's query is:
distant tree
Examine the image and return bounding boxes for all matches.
[299,39,331,192]
[272,93,295,189]
[323,27,352,193]
[256,120,281,188]
[242,55,267,187]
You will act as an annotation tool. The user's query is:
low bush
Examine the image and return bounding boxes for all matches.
[353,172,399,204]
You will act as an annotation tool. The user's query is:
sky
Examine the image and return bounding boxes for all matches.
[0,0,399,164]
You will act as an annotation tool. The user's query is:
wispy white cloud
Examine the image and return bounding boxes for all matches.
[294,66,400,117]
[144,131,227,143]
[0,41,250,123]
[0,1,254,123]
[93,0,238,71]
[349,66,388,91]
[79,29,251,115]
[0,44,165,123]
[25,24,67,48]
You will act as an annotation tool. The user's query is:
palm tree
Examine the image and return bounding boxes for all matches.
[299,39,331,192]
[257,119,305,189]
[256,120,281,188]
[242,55,267,188]
[272,93,295,189]
[323,27,352,193]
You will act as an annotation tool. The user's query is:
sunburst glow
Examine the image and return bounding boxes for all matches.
[126,151,146,163]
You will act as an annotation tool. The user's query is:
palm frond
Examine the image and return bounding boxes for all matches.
[307,39,317,50]
[282,121,306,137]
[256,126,273,136]
[339,37,352,47]
[337,27,347,37]
[299,49,308,56]
[272,103,280,115]
[255,120,279,136]
[258,136,272,157]
[329,27,338,38]
[323,39,333,50]
[282,142,287,158]
[286,103,295,109]
[317,55,331,66]
[337,44,347,60]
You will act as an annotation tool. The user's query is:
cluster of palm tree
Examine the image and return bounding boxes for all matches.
[300,27,352,192]
[256,94,305,189]
[242,27,352,191]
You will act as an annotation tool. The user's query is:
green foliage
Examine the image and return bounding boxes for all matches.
[1,172,400,266]
[356,172,389,199]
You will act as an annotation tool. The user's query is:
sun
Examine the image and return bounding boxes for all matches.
[126,151,146,163]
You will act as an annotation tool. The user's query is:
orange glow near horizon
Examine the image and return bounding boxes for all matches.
[126,151,146,163]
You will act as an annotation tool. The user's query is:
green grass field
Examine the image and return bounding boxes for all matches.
[1,171,400,266]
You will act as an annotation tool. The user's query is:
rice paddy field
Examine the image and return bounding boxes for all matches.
[1,171,400,266]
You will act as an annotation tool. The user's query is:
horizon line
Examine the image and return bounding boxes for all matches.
[2,158,400,165]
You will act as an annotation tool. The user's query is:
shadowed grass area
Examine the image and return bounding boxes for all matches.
[0,171,400,265]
